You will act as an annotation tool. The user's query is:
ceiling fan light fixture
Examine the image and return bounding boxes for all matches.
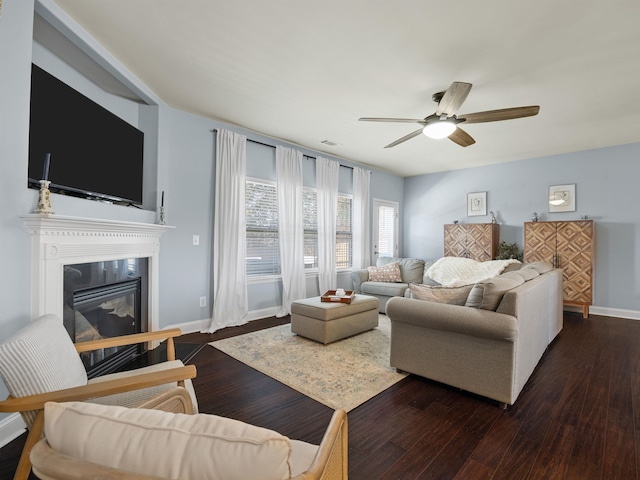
[422,119,457,139]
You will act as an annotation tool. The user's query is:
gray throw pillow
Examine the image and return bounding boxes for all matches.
[465,275,525,311]
[410,283,473,305]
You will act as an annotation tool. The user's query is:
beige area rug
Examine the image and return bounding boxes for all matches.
[210,316,407,412]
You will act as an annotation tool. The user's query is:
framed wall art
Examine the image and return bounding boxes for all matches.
[467,191,487,217]
[548,184,576,212]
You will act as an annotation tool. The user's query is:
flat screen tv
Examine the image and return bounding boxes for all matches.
[28,64,144,206]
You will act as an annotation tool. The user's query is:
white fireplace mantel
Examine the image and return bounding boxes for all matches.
[20,214,174,333]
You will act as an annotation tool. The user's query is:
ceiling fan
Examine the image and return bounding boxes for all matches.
[359,81,539,148]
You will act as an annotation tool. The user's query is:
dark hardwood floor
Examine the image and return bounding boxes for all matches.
[2,312,640,479]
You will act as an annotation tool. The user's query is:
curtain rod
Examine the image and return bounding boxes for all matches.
[211,128,358,171]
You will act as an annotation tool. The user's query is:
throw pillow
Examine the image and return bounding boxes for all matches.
[368,262,402,282]
[465,275,525,311]
[409,283,473,305]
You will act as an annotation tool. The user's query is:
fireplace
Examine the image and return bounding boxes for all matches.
[64,258,148,378]
[21,214,173,355]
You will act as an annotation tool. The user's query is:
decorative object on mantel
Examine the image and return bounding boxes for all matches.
[489,210,498,224]
[453,220,459,224]
[35,180,54,214]
[581,215,590,220]
[531,212,539,222]
[157,190,166,225]
[495,241,523,262]
[35,153,54,214]
[467,191,487,217]
[548,183,576,213]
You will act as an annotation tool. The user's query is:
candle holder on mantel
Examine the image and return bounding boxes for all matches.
[157,206,166,225]
[35,180,54,215]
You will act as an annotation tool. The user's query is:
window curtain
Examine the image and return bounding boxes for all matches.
[203,129,248,333]
[352,167,371,269]
[316,157,340,294]
[276,146,306,317]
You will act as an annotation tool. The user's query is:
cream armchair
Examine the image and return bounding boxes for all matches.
[29,388,348,480]
[0,314,198,480]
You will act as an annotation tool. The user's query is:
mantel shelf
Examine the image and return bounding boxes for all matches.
[20,214,175,236]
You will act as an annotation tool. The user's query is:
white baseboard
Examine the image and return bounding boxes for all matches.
[0,413,26,449]
[166,306,283,335]
[588,306,640,320]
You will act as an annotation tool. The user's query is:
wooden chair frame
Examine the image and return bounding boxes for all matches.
[0,328,197,480]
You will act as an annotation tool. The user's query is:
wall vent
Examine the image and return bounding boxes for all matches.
[320,139,340,147]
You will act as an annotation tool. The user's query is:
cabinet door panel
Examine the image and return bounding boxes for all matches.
[444,224,467,257]
[524,222,556,264]
[466,224,495,261]
[556,221,593,304]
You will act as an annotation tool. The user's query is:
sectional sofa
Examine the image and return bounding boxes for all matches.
[386,262,563,406]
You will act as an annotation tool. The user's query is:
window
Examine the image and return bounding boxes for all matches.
[336,195,353,269]
[374,199,398,261]
[245,180,280,276]
[303,190,353,270]
[245,179,352,276]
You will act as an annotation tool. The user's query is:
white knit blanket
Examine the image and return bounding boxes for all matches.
[426,257,521,287]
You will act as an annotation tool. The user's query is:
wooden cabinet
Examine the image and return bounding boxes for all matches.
[524,220,594,318]
[444,223,499,261]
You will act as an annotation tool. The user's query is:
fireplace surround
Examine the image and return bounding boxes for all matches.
[20,215,173,344]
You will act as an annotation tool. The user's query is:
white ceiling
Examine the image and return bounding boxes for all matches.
[52,0,640,177]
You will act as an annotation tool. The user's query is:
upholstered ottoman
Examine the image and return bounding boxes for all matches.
[291,294,380,344]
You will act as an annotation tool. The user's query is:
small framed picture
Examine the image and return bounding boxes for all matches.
[467,191,487,217]
[548,184,576,212]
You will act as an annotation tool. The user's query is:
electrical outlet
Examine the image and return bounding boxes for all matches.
[199,296,206,307]
[193,235,200,246]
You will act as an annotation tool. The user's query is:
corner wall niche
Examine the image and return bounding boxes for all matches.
[20,214,173,336]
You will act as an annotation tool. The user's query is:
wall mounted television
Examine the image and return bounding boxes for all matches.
[28,64,144,206]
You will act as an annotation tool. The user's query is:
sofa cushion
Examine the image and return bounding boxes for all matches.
[522,261,554,274]
[44,401,299,480]
[465,275,525,311]
[376,257,426,284]
[420,259,441,285]
[509,267,540,281]
[368,262,402,282]
[361,281,408,297]
[409,284,473,305]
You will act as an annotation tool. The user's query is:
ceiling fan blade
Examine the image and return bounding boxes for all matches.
[384,128,424,148]
[435,81,472,116]
[460,106,540,124]
[448,127,475,147]
[359,117,425,124]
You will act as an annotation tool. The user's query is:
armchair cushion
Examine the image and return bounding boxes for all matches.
[0,314,87,425]
[44,400,311,480]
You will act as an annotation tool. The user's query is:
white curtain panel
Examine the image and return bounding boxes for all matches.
[352,167,372,269]
[316,157,340,294]
[275,146,306,317]
[203,129,248,333]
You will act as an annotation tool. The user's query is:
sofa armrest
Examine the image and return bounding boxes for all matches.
[351,269,369,293]
[386,297,518,342]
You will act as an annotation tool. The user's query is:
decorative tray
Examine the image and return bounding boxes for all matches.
[321,290,355,304]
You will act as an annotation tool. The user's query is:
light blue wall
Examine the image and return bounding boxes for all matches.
[0,0,404,343]
[403,143,640,312]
